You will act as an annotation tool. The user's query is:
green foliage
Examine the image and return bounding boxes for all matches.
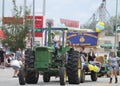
[2,0,31,51]
[105,15,120,36]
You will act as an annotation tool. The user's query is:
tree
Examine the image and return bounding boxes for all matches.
[2,0,32,51]
[104,14,120,36]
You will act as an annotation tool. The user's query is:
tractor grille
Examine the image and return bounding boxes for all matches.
[34,47,53,69]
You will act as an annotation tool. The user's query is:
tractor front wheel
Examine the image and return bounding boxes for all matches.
[43,72,50,82]
[91,71,97,81]
[60,67,67,85]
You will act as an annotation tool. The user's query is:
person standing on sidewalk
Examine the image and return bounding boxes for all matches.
[0,48,5,69]
[108,51,118,83]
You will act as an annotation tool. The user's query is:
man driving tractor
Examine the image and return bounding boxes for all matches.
[51,32,59,58]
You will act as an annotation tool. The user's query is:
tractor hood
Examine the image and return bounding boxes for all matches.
[35,46,55,52]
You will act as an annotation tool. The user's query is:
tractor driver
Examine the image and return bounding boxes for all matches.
[80,46,88,62]
[79,46,88,69]
[51,32,59,58]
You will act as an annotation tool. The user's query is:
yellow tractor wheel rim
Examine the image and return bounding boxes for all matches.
[78,58,81,78]
[64,71,67,82]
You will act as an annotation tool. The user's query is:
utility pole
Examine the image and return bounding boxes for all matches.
[43,0,46,16]
[2,0,5,29]
[114,0,118,52]
[23,0,26,28]
[31,0,35,49]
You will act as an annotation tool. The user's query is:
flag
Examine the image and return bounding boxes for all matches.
[60,18,79,28]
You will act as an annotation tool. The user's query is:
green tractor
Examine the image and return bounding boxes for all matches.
[18,23,82,85]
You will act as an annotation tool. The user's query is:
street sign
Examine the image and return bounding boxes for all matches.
[3,17,23,24]
[3,16,44,37]
[26,16,43,28]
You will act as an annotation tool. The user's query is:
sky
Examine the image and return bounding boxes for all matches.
[0,0,120,26]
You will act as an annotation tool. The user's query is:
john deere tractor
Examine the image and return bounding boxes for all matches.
[18,22,82,85]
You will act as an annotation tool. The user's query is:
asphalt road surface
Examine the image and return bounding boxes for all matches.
[0,67,120,86]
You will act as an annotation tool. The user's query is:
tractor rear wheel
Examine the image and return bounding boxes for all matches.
[25,49,35,68]
[91,71,97,81]
[26,70,39,84]
[60,67,67,85]
[24,49,39,84]
[67,50,81,84]
[43,72,50,82]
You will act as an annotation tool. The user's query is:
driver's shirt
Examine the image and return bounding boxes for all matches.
[51,37,59,48]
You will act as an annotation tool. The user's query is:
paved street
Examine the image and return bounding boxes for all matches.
[0,67,120,86]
